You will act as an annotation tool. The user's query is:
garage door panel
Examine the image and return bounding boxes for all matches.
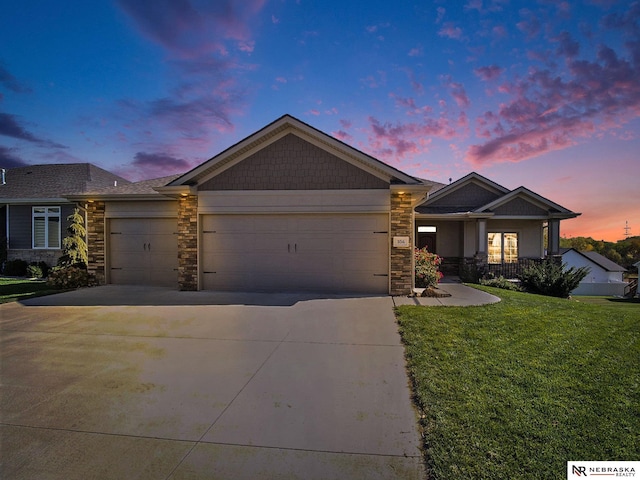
[201,214,389,293]
[108,218,178,287]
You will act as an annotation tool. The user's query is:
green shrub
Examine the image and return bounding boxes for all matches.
[459,262,482,283]
[480,275,521,291]
[26,264,43,278]
[58,208,88,267]
[415,247,443,288]
[3,259,28,276]
[518,259,589,298]
[46,264,94,289]
[27,261,49,278]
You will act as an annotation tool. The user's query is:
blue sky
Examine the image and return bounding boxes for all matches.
[1,0,639,241]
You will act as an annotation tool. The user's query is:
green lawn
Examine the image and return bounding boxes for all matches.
[395,286,639,480]
[0,277,60,304]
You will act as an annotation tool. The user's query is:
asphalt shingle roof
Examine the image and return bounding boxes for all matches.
[82,174,181,196]
[0,163,130,199]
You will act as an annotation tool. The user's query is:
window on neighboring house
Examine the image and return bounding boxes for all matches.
[33,207,61,249]
[488,232,518,264]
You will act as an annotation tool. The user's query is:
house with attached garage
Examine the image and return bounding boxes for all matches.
[64,114,580,295]
[0,163,129,267]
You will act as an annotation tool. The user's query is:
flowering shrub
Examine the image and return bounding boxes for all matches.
[415,247,443,288]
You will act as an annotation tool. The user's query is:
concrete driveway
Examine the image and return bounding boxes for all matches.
[0,287,425,479]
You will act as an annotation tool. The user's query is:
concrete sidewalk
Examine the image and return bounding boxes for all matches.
[0,292,425,480]
[393,282,501,307]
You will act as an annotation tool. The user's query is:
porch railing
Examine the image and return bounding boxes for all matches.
[485,258,544,279]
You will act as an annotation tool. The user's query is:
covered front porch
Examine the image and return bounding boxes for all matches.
[414,216,563,279]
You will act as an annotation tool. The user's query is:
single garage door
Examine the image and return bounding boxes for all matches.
[201,214,389,293]
[108,218,178,287]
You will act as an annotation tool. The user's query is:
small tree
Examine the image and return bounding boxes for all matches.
[518,259,589,298]
[415,247,443,288]
[58,208,88,267]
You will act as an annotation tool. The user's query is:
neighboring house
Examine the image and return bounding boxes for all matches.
[415,172,580,276]
[0,163,130,266]
[65,115,581,295]
[560,248,628,296]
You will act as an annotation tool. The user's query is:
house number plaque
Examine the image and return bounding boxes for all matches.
[392,236,411,248]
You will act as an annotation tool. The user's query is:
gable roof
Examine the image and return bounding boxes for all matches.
[0,163,130,202]
[416,172,509,215]
[416,172,580,219]
[165,114,423,189]
[561,248,626,272]
[476,186,579,219]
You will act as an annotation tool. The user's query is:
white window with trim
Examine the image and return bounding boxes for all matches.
[33,206,61,249]
[488,232,518,264]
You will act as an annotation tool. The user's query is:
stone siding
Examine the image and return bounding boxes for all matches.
[199,134,389,191]
[177,195,198,290]
[390,193,414,295]
[86,201,106,284]
[7,249,61,266]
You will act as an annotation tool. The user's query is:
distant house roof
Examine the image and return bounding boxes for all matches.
[560,248,627,272]
[82,174,181,196]
[0,163,130,201]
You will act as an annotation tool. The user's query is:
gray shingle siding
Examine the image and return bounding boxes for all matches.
[198,134,389,191]
[418,183,501,213]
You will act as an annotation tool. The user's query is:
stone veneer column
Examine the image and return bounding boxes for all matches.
[177,194,198,291]
[86,201,106,285]
[390,192,414,296]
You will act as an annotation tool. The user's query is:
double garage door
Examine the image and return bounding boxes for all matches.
[108,218,178,287]
[108,214,389,293]
[201,213,389,293]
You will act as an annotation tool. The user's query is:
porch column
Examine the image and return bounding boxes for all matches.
[86,201,105,285]
[390,192,414,295]
[177,194,198,291]
[548,218,561,256]
[476,218,487,259]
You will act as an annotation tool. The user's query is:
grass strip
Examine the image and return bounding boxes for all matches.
[0,277,61,304]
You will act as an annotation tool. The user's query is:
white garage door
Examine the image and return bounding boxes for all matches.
[201,214,389,293]
[108,218,178,287]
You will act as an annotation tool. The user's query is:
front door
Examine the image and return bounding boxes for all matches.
[418,233,436,253]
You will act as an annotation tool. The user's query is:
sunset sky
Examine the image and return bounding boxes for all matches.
[1,0,638,241]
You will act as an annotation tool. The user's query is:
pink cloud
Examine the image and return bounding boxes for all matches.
[238,40,255,53]
[516,9,541,39]
[492,24,507,37]
[116,0,266,59]
[448,81,470,108]
[465,38,640,166]
[364,115,461,162]
[333,130,353,142]
[474,65,504,81]
[438,22,464,40]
